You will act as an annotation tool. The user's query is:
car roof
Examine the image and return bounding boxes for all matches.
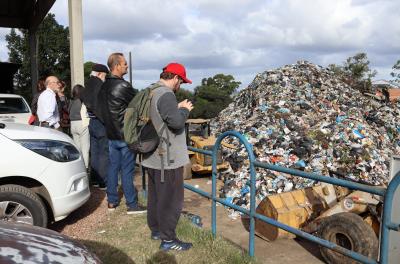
[0,221,101,263]
[0,93,24,98]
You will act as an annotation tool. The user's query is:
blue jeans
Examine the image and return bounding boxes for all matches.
[107,139,137,208]
[88,118,109,185]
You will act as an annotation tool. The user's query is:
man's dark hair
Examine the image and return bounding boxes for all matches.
[107,53,124,71]
[160,71,183,82]
[160,71,175,80]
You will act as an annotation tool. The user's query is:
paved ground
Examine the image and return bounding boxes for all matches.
[182,176,325,264]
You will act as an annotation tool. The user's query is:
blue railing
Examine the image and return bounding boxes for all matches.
[184,130,400,264]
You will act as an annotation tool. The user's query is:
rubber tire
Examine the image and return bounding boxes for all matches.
[319,212,378,264]
[0,184,48,227]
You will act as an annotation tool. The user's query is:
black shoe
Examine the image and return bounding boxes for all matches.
[127,205,147,215]
[107,203,118,211]
[151,231,160,240]
[98,183,106,190]
[160,239,192,251]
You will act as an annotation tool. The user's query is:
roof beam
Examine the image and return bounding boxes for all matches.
[0,17,27,28]
[29,0,55,31]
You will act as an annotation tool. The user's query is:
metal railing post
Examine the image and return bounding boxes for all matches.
[380,171,400,264]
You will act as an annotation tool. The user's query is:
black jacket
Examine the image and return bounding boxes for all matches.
[97,74,137,140]
[81,76,103,117]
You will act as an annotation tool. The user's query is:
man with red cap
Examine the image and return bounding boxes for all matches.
[142,62,194,251]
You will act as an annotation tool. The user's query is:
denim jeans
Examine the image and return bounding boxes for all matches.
[107,139,137,208]
[88,118,109,185]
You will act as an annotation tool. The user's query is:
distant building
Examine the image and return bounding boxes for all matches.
[371,80,400,102]
[372,79,400,89]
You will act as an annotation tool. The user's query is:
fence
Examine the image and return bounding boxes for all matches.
[184,130,400,264]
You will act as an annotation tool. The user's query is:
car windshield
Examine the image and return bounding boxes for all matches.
[0,97,30,114]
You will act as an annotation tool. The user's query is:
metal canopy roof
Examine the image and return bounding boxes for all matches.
[0,0,55,30]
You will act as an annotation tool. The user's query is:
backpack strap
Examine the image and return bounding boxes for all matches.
[151,84,174,183]
[157,123,171,183]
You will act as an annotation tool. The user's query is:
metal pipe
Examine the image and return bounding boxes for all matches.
[129,51,132,85]
[254,161,386,197]
[380,171,400,263]
[184,183,377,264]
[213,131,257,256]
[184,130,398,263]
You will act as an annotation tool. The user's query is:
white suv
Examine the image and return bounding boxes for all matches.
[0,122,90,227]
[0,93,31,124]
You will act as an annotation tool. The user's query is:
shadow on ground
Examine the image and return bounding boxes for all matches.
[241,215,324,261]
[146,251,177,264]
[294,237,324,261]
[49,187,106,232]
[79,239,136,264]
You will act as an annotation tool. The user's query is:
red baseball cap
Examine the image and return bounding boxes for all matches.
[163,62,192,84]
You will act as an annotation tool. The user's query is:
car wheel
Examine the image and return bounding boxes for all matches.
[319,212,378,264]
[0,184,48,227]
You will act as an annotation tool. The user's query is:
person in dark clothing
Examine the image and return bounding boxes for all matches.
[97,53,145,214]
[80,63,109,189]
[56,81,70,135]
[30,78,46,125]
[142,62,194,251]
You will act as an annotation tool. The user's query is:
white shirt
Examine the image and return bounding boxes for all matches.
[37,88,60,128]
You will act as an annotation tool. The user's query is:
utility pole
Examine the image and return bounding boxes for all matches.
[68,0,84,89]
[129,51,132,85]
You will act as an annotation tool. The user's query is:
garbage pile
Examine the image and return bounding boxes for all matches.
[213,60,400,214]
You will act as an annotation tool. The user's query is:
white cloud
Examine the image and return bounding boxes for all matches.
[0,0,399,89]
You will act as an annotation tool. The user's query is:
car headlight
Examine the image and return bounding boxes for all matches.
[15,140,80,162]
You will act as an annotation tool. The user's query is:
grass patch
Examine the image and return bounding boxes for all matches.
[79,202,258,264]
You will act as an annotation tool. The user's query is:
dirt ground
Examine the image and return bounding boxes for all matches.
[49,172,325,264]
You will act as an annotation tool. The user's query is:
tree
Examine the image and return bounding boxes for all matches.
[175,87,194,103]
[390,59,400,83]
[6,13,70,102]
[84,61,95,83]
[191,74,241,119]
[328,63,344,78]
[329,53,377,92]
[342,52,377,89]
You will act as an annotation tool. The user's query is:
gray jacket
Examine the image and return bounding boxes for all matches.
[142,82,190,169]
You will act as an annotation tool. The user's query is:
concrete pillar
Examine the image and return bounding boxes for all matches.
[29,29,38,96]
[68,0,84,90]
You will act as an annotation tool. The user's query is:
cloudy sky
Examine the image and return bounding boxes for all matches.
[1,0,399,90]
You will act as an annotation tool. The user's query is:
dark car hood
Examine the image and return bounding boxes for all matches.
[0,222,101,264]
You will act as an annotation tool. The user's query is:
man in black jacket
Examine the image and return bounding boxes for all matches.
[98,53,145,214]
[81,63,109,189]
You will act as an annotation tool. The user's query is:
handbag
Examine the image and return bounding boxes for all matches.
[28,115,37,125]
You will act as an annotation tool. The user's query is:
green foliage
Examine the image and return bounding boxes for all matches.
[328,63,344,77]
[84,61,95,83]
[6,13,70,101]
[175,87,194,103]
[390,59,400,82]
[329,53,377,92]
[191,74,241,119]
[343,52,377,86]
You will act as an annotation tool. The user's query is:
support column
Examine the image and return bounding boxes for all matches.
[29,29,38,96]
[68,0,84,90]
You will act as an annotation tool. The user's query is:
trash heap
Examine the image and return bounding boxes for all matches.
[213,61,400,215]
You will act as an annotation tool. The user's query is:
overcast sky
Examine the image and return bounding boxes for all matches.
[1,0,399,90]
